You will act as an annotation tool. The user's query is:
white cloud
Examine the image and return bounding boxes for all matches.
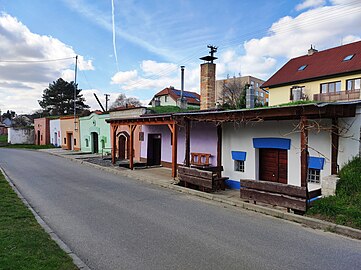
[0,13,94,113]
[234,1,361,80]
[296,0,325,11]
[111,70,138,84]
[140,60,178,76]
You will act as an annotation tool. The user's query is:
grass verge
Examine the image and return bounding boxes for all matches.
[0,170,77,270]
[0,134,7,143]
[307,157,361,230]
[0,144,56,149]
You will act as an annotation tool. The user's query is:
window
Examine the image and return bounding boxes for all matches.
[256,82,259,88]
[164,95,168,102]
[251,81,254,85]
[346,78,361,91]
[343,54,354,61]
[260,92,264,98]
[234,160,245,172]
[255,91,259,96]
[74,138,76,145]
[64,138,66,144]
[308,169,320,184]
[101,140,105,149]
[85,139,89,147]
[298,65,307,71]
[320,81,341,93]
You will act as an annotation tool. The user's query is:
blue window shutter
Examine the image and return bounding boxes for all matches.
[231,151,247,161]
[253,138,291,150]
[308,157,325,170]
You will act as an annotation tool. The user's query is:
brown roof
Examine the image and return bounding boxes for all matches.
[262,41,361,88]
[151,87,200,105]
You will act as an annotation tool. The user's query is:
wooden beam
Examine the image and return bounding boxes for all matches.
[171,123,177,178]
[111,124,118,164]
[300,116,308,188]
[185,119,190,167]
[217,124,222,177]
[128,124,136,170]
[331,118,339,175]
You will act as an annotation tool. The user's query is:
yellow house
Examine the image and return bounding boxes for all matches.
[262,41,361,106]
[60,116,80,151]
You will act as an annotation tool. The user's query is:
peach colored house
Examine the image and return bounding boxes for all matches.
[34,117,50,145]
[60,116,80,151]
[108,107,147,163]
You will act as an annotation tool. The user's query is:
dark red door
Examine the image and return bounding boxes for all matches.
[259,148,288,184]
[118,136,126,160]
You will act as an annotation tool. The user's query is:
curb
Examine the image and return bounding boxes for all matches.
[46,151,361,241]
[0,167,91,270]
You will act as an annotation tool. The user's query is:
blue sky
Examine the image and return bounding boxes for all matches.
[0,0,360,113]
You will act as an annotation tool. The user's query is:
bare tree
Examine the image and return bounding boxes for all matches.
[110,94,141,109]
[221,78,247,109]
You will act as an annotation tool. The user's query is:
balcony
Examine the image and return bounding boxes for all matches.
[313,89,360,102]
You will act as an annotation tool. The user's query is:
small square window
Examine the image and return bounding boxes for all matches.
[343,54,354,61]
[234,160,245,172]
[308,169,320,184]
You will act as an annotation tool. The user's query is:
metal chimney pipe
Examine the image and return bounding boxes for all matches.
[180,65,185,100]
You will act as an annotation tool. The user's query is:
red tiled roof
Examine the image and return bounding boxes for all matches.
[152,87,200,105]
[262,41,361,88]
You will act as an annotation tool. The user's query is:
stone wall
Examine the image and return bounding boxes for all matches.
[8,127,34,144]
[321,175,339,197]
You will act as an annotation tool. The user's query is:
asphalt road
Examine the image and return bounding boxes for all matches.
[1,148,361,270]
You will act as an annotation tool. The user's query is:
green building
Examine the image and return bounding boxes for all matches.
[79,112,111,154]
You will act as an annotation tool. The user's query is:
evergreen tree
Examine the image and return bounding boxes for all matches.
[38,78,89,115]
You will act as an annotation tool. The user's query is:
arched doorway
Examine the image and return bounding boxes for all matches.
[116,131,130,160]
[91,132,99,153]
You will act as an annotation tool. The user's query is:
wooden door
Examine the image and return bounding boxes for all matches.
[118,135,126,160]
[147,134,161,166]
[259,148,288,184]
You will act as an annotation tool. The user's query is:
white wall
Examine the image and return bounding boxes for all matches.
[49,119,61,147]
[222,119,332,188]
[8,128,34,144]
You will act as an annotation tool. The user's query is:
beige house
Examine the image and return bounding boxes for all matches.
[262,41,361,106]
[60,116,80,151]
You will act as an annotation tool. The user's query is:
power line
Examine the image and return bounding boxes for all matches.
[0,56,75,63]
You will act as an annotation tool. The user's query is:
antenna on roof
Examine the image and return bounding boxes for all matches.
[200,45,218,63]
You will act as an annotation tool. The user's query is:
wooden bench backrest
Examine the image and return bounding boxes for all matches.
[190,152,211,166]
[240,179,307,198]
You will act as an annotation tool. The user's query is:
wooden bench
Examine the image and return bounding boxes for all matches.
[190,152,211,167]
[178,166,228,192]
[240,179,321,212]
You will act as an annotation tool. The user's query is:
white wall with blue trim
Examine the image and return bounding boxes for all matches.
[222,119,340,190]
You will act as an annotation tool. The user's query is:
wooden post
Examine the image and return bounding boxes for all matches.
[217,124,222,178]
[167,123,178,178]
[300,116,308,188]
[331,118,339,175]
[111,124,118,164]
[128,124,136,170]
[185,119,190,167]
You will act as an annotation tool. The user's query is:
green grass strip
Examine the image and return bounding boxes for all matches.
[0,171,77,270]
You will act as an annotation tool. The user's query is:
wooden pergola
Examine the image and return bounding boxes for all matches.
[173,102,357,188]
[106,114,178,178]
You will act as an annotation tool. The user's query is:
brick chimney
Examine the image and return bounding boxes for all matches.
[200,45,218,110]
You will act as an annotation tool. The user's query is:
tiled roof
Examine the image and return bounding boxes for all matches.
[262,41,361,88]
[153,87,200,105]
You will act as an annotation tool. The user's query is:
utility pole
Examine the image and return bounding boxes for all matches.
[104,94,110,111]
[74,55,78,130]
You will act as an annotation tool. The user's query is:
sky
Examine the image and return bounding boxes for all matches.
[0,0,360,114]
